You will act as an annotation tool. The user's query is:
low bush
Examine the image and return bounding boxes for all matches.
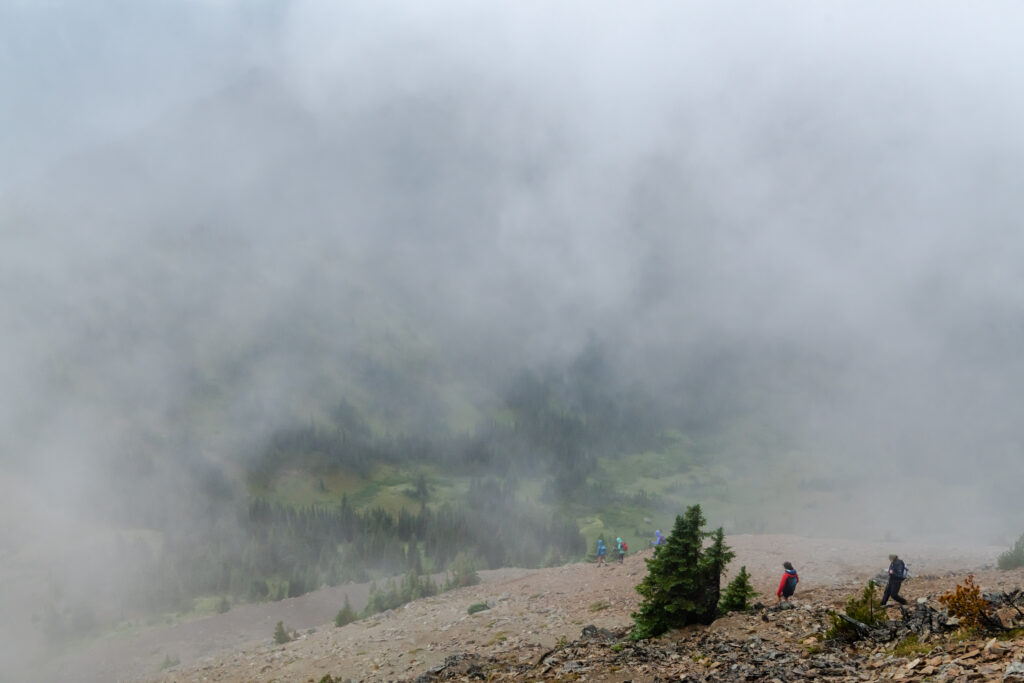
[467,602,489,615]
[938,575,992,633]
[893,634,932,658]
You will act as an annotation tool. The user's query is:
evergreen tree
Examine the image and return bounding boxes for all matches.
[273,620,292,644]
[631,505,733,640]
[824,580,887,641]
[719,565,758,613]
[412,473,429,502]
[216,595,231,614]
[335,594,357,627]
[699,526,735,622]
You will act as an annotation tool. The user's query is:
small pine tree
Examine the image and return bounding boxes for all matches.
[273,620,292,644]
[719,566,758,613]
[631,504,734,640]
[825,580,887,641]
[335,594,357,627]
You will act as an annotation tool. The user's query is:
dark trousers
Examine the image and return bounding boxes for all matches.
[881,577,907,605]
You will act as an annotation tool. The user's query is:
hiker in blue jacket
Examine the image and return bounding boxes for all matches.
[596,539,607,566]
[880,554,908,606]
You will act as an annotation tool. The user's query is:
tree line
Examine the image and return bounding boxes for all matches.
[250,351,664,503]
[112,478,583,615]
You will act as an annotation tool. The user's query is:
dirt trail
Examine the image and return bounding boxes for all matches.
[36,535,1009,682]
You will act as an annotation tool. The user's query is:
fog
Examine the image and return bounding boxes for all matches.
[3,0,1024,677]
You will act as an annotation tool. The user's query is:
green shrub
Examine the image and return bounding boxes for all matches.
[362,571,439,617]
[216,596,231,614]
[335,595,357,627]
[824,581,887,641]
[719,565,758,613]
[998,533,1024,570]
[893,634,931,658]
[273,620,292,644]
[467,602,489,615]
[445,552,481,590]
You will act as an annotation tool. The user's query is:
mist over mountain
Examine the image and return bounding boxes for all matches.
[3,1,1024,678]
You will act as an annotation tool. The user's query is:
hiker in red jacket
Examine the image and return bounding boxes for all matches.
[776,562,799,605]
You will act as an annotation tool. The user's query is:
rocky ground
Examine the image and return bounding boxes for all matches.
[41,535,1024,682]
[409,577,1024,682]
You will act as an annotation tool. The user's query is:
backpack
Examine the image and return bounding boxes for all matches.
[897,561,909,580]
[622,541,628,552]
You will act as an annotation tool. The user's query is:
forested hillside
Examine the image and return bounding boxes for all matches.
[67,339,680,629]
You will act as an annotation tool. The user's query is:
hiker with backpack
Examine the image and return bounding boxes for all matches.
[776,561,799,605]
[652,529,666,547]
[880,554,909,606]
[596,538,607,566]
[616,537,627,563]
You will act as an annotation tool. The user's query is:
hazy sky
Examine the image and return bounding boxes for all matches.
[3,1,1024,641]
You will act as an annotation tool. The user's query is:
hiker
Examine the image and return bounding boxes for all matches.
[776,561,799,605]
[596,538,607,566]
[616,537,627,563]
[652,529,666,547]
[880,554,908,606]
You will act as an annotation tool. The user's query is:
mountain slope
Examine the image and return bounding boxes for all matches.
[30,535,1014,682]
